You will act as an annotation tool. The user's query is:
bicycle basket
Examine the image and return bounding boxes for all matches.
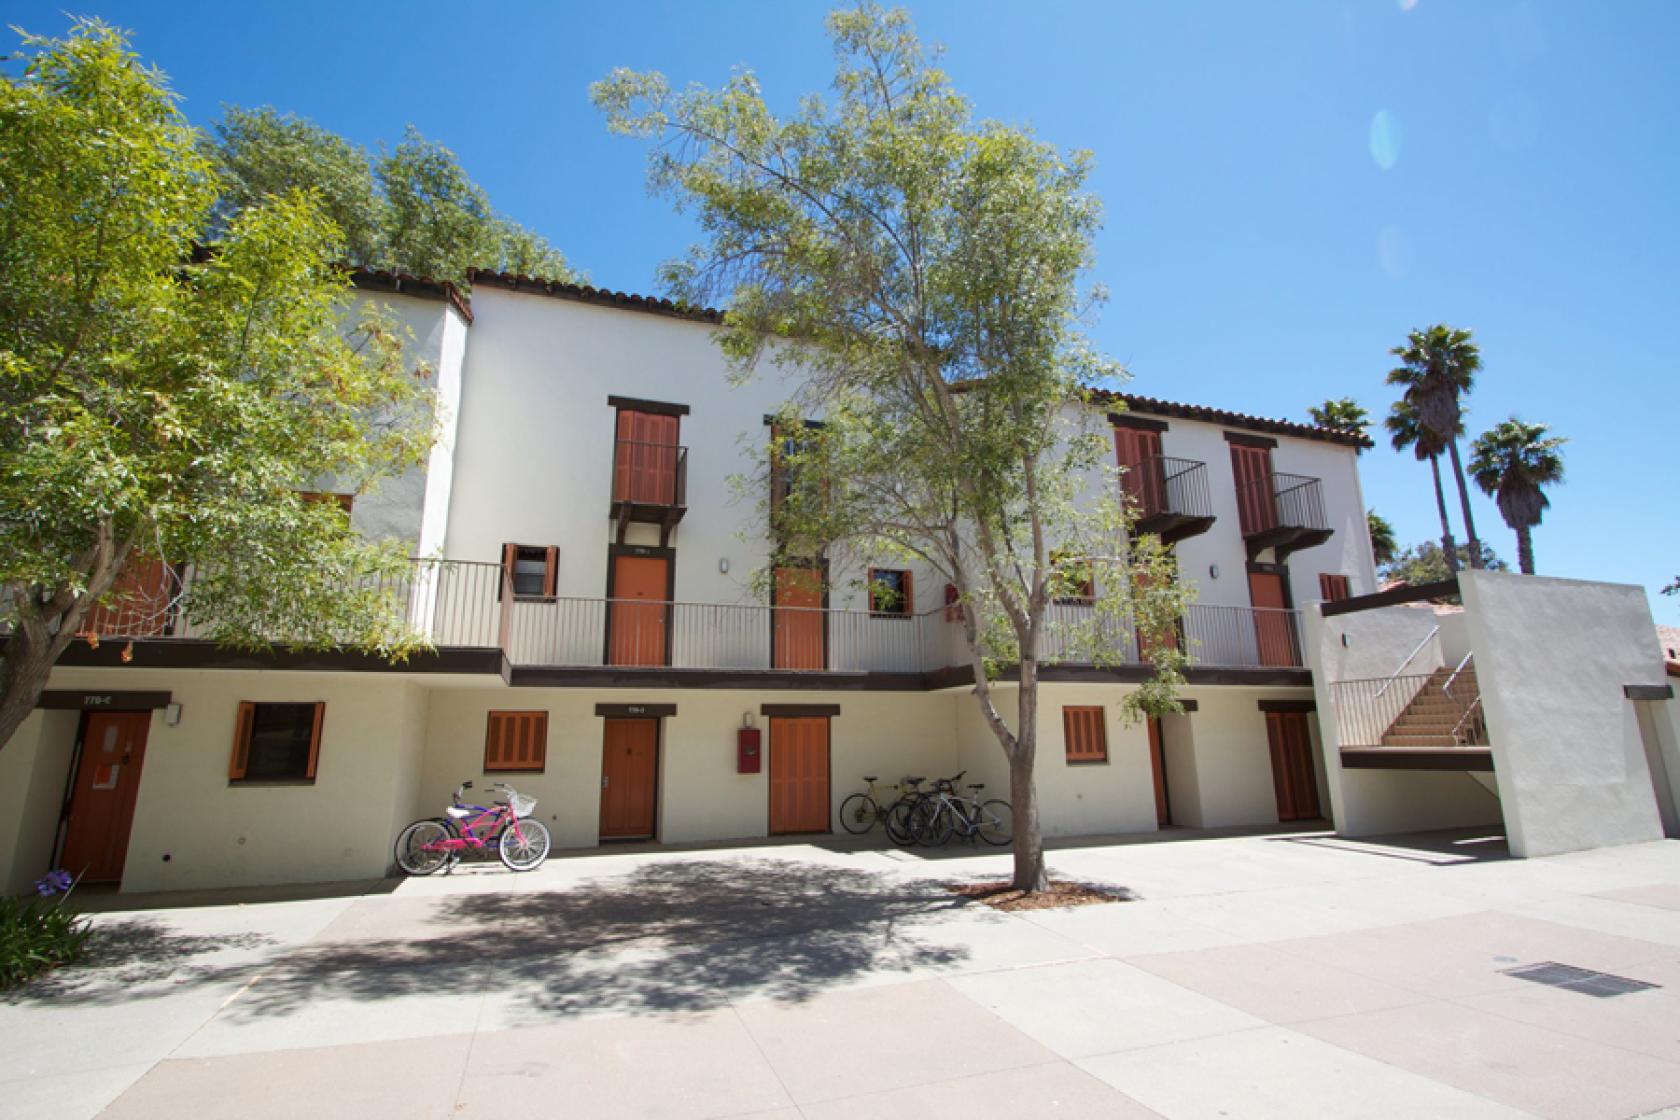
[508,792,537,818]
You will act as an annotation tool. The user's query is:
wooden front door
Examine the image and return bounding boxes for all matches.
[1229,443,1277,535]
[1248,569,1298,667]
[600,718,659,839]
[772,566,825,670]
[61,712,153,883]
[1265,711,1321,822]
[1115,427,1166,518]
[769,716,830,834]
[608,553,670,666]
[1148,717,1172,828]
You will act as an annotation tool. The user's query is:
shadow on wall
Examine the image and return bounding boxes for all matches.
[10,859,985,1018]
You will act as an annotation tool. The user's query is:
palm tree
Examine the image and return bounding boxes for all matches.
[1310,398,1371,452]
[1387,325,1484,568]
[1367,509,1398,568]
[1385,398,1460,573]
[1469,418,1566,575]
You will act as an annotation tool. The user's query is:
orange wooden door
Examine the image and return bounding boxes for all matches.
[1115,428,1166,518]
[1247,569,1298,667]
[1229,443,1277,534]
[1147,717,1171,827]
[1265,711,1321,822]
[609,554,670,666]
[81,556,176,638]
[1134,566,1181,660]
[772,566,825,670]
[61,712,153,883]
[599,718,659,839]
[769,717,830,834]
[614,411,680,505]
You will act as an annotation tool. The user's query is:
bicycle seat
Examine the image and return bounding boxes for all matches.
[446,806,471,819]
[863,775,878,783]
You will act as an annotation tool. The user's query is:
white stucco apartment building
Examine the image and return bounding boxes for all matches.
[1,270,1385,894]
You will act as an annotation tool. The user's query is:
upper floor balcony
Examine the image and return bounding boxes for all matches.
[1234,471,1333,560]
[59,559,1307,682]
[1125,455,1215,544]
[610,439,687,544]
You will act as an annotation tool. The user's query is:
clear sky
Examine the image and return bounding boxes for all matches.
[12,0,1678,621]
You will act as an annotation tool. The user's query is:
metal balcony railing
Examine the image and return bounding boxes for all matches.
[1235,471,1329,538]
[1126,455,1212,522]
[611,440,688,508]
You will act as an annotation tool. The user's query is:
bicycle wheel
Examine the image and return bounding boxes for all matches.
[978,799,1013,846]
[838,793,879,835]
[498,817,551,871]
[913,799,954,847]
[394,819,452,875]
[884,798,918,846]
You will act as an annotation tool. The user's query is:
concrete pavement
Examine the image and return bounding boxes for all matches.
[5,827,1680,1118]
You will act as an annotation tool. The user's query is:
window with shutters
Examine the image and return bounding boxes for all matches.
[485,711,548,772]
[298,491,354,515]
[868,568,912,617]
[1063,706,1109,764]
[613,409,683,506]
[1319,573,1352,602]
[228,702,324,783]
[500,543,559,600]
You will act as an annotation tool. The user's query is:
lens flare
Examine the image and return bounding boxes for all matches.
[1369,109,1403,170]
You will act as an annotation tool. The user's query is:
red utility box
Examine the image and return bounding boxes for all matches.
[737,727,762,773]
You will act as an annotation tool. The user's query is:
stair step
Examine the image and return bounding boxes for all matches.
[1382,733,1463,747]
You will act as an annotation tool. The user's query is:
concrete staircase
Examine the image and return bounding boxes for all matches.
[1381,665,1483,747]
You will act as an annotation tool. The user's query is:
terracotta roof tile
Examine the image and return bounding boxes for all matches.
[1095,389,1372,449]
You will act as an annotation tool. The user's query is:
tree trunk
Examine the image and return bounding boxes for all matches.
[1009,657,1048,892]
[1428,454,1459,574]
[1516,524,1535,576]
[1445,439,1482,569]
[0,614,76,754]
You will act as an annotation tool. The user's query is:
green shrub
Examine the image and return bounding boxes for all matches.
[1,872,95,990]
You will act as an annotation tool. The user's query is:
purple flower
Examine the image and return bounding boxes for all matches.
[34,869,74,897]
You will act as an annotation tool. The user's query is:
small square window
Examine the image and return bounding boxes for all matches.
[501,544,558,600]
[229,702,324,783]
[485,711,547,772]
[868,568,913,617]
[1319,573,1351,602]
[1063,706,1108,764]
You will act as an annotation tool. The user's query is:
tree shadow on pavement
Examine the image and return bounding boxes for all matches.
[233,858,976,1021]
[6,918,275,1007]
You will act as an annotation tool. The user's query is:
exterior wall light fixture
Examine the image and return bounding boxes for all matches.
[164,702,183,726]
[1209,564,1220,580]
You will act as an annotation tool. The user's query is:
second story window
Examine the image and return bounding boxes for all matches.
[501,543,558,600]
[613,406,684,507]
[1319,573,1351,602]
[868,568,913,618]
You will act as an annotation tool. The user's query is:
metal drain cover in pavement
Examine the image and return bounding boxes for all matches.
[1501,961,1659,998]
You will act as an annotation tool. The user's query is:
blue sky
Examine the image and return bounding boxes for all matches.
[13,1,1678,620]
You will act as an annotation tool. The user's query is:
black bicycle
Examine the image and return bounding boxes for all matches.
[908,775,1012,847]
[840,775,929,846]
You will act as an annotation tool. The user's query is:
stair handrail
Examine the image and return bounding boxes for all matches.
[1450,693,1484,745]
[1376,625,1439,698]
[1441,651,1474,695]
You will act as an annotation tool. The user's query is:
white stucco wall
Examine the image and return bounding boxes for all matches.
[1463,570,1669,857]
[0,709,81,895]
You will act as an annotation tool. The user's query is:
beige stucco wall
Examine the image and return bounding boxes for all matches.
[0,709,81,896]
[1463,571,1669,858]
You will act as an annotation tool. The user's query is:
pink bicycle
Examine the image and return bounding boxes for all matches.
[394,781,551,874]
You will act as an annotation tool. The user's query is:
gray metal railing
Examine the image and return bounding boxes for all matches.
[1331,670,1488,749]
[1236,471,1329,537]
[1127,455,1213,524]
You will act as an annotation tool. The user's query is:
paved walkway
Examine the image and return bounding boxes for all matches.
[6,828,1680,1119]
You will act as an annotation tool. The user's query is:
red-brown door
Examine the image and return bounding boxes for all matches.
[1248,569,1298,667]
[61,711,153,883]
[609,553,670,666]
[769,716,830,834]
[1265,711,1321,822]
[773,566,825,670]
[599,718,659,839]
[1148,717,1171,827]
[1230,443,1277,535]
[81,556,177,638]
[1115,428,1166,518]
[614,410,680,505]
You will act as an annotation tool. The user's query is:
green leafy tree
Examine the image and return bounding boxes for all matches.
[1366,510,1398,567]
[205,110,582,287]
[1387,325,1484,568]
[1309,398,1370,450]
[1468,418,1565,576]
[0,21,436,754]
[1384,397,1460,573]
[1380,541,1506,586]
[595,3,1189,892]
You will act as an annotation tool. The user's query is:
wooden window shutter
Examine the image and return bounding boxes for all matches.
[903,570,914,614]
[486,711,547,772]
[1319,573,1350,602]
[1063,706,1108,763]
[543,547,560,598]
[499,543,516,601]
[228,702,256,780]
[305,703,326,780]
